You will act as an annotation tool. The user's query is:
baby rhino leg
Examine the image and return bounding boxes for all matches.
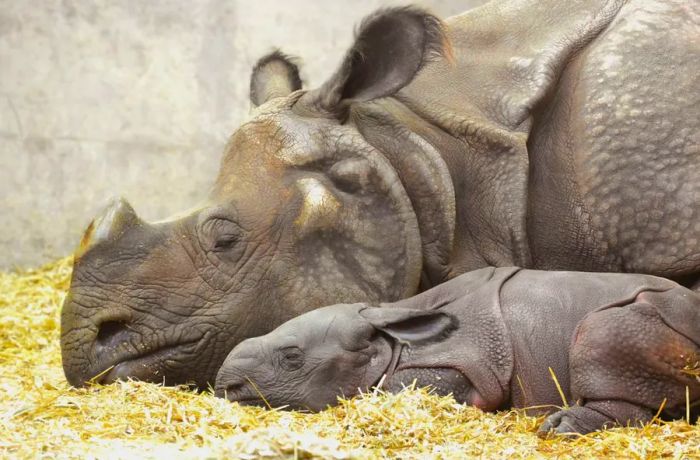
[540,295,700,436]
[384,368,474,403]
[540,400,653,436]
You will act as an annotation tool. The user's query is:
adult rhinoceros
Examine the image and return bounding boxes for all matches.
[61,0,699,388]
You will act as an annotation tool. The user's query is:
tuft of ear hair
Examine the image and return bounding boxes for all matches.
[349,5,452,77]
[299,6,451,118]
[250,50,303,107]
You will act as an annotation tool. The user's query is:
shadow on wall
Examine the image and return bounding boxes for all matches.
[0,0,487,269]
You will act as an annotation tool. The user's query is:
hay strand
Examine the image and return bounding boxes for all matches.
[548,366,568,409]
[1,258,699,459]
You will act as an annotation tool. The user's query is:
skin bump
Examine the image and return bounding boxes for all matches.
[294,178,342,231]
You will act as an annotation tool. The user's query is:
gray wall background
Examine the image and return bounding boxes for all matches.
[0,0,486,269]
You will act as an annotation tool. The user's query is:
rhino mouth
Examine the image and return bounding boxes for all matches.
[216,379,271,407]
[229,396,268,407]
[92,334,209,385]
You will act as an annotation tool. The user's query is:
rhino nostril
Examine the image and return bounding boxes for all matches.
[220,381,247,399]
[226,382,244,393]
[96,320,129,346]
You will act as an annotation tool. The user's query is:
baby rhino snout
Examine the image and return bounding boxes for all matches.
[215,366,266,406]
[215,339,269,406]
[214,371,244,400]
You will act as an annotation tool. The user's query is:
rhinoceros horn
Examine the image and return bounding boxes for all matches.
[76,197,142,258]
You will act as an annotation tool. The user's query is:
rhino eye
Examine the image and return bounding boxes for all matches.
[278,346,305,371]
[200,217,242,253]
[214,235,238,251]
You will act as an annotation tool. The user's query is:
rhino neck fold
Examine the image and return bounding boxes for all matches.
[353,99,457,289]
[392,90,533,274]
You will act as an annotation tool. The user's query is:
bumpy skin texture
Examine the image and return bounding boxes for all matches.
[402,0,699,279]
[541,288,700,435]
[62,1,700,388]
[527,0,700,276]
[216,268,700,434]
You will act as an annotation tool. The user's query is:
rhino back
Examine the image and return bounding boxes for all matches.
[499,270,678,409]
[397,0,628,274]
[394,0,698,280]
[527,0,700,276]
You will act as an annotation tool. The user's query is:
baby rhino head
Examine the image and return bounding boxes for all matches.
[214,303,453,411]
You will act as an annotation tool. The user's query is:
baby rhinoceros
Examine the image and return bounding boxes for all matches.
[215,267,700,435]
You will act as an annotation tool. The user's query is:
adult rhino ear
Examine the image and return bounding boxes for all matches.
[250,50,303,107]
[298,7,449,118]
[359,306,455,344]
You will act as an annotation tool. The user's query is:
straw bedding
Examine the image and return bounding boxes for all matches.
[1,258,699,459]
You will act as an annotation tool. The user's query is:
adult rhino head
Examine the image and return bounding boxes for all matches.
[61,7,453,388]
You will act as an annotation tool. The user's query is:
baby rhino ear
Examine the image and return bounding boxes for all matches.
[359,307,454,344]
[250,50,303,107]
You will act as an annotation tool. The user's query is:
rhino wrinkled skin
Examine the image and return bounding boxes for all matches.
[216,268,700,435]
[61,0,699,388]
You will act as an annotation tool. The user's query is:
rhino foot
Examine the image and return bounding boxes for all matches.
[538,405,609,437]
[538,400,653,437]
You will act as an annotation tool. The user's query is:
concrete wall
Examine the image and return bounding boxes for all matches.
[0,0,486,269]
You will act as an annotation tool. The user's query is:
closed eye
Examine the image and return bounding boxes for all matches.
[198,214,243,254]
[214,235,238,251]
[278,346,305,371]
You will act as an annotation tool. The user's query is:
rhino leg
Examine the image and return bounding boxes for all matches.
[540,295,700,435]
[539,400,652,436]
[384,367,474,405]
